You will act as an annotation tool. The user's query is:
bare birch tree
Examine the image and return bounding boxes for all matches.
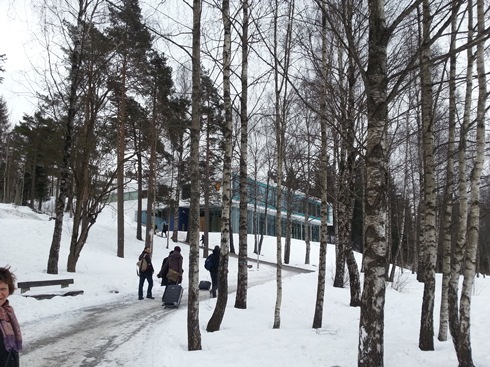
[451,0,486,364]
[207,0,231,332]
[418,0,438,351]
[312,0,329,329]
[437,3,458,342]
[448,0,473,357]
[235,0,249,310]
[187,0,202,351]
[357,0,391,361]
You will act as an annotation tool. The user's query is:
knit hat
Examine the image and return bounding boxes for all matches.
[174,246,181,252]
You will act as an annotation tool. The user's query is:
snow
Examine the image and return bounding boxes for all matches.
[1,201,489,367]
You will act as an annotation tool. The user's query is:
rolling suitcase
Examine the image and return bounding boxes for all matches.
[162,284,183,308]
[199,280,211,290]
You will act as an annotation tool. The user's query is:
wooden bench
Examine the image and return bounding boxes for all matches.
[17,279,83,300]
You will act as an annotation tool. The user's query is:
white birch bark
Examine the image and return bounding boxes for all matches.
[312,0,328,329]
[207,0,232,332]
[437,4,458,343]
[448,0,473,351]
[418,0,438,351]
[235,0,249,310]
[187,0,202,351]
[455,0,486,364]
[358,0,389,364]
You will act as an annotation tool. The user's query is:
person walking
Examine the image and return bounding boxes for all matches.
[161,246,183,285]
[162,223,168,238]
[0,266,22,367]
[206,245,220,298]
[138,247,155,300]
[157,250,173,286]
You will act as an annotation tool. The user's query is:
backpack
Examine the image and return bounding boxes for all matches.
[136,257,148,275]
[204,255,213,271]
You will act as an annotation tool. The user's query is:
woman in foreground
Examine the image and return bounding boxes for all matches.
[0,266,22,367]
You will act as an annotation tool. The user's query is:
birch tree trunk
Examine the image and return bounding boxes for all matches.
[448,0,473,351]
[207,0,232,332]
[455,1,486,364]
[312,0,328,329]
[437,4,458,342]
[418,0,438,351]
[358,0,389,364]
[235,0,249,310]
[187,0,202,351]
[272,0,284,329]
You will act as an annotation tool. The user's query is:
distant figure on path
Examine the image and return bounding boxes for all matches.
[200,234,206,247]
[162,223,168,238]
[206,246,220,298]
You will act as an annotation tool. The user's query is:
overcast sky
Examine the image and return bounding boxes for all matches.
[0,1,44,124]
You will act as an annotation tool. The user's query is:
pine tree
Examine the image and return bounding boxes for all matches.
[106,0,153,257]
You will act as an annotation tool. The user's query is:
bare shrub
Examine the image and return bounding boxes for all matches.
[390,270,409,293]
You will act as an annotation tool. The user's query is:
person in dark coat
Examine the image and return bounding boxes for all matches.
[138,247,155,300]
[207,245,220,298]
[157,251,173,286]
[162,246,183,285]
[162,223,168,238]
[0,266,22,367]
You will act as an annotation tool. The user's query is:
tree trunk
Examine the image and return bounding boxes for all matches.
[235,0,249,310]
[334,200,347,288]
[187,0,202,351]
[455,1,486,365]
[312,0,328,329]
[136,151,143,241]
[437,4,457,342]
[116,57,127,258]
[284,200,292,265]
[47,2,85,274]
[418,0,438,351]
[358,0,389,364]
[203,121,210,257]
[449,0,473,351]
[145,74,158,249]
[171,148,182,242]
[207,0,232,332]
[67,88,95,272]
[271,0,293,330]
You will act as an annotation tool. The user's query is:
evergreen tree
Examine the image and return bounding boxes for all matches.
[0,97,9,202]
[8,113,61,208]
[200,71,224,258]
[106,0,153,257]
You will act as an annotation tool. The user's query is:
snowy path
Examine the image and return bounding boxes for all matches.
[20,263,309,366]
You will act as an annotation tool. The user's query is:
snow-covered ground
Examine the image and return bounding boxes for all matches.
[1,201,489,366]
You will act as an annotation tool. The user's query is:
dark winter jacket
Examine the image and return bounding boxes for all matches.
[0,332,19,367]
[157,254,171,286]
[138,251,154,276]
[162,250,183,282]
[208,246,220,273]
